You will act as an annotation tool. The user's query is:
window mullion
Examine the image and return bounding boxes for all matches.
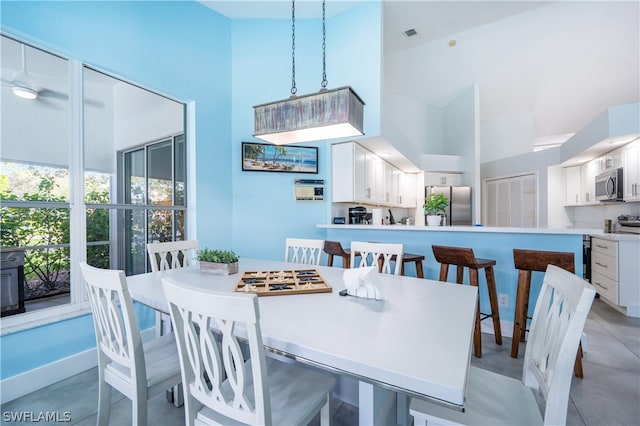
[68,59,87,305]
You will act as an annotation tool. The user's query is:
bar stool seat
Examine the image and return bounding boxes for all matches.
[432,245,502,358]
[512,248,585,378]
[323,241,425,277]
[324,240,350,268]
[391,253,425,278]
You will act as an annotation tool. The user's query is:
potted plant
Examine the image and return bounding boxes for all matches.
[198,248,240,275]
[423,193,449,226]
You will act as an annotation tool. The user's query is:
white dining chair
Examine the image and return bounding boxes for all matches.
[410,265,596,426]
[147,239,199,272]
[284,237,325,265]
[147,240,199,337]
[162,276,336,426]
[79,262,182,426]
[350,241,404,275]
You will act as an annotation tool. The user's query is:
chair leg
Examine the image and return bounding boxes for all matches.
[415,260,424,279]
[319,393,331,426]
[97,374,112,425]
[327,254,335,267]
[438,264,449,282]
[484,266,502,345]
[511,270,530,358]
[456,265,464,284]
[342,255,350,269]
[574,342,584,378]
[469,268,482,358]
[133,387,148,426]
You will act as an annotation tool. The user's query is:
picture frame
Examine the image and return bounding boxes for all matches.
[241,142,318,174]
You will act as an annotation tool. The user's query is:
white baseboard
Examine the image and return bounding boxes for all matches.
[1,328,157,404]
[481,318,514,339]
[0,348,97,404]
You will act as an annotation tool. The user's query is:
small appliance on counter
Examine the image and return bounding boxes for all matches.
[349,206,368,224]
[618,215,640,234]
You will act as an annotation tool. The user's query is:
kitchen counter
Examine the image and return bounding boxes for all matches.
[588,232,640,241]
[319,224,602,235]
[317,224,587,331]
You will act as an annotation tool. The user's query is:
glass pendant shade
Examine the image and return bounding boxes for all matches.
[253,86,364,145]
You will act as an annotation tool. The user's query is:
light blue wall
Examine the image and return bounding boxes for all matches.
[0,0,232,380]
[230,3,383,260]
[323,228,584,324]
[0,1,382,381]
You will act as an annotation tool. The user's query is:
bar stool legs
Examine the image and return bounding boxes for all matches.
[433,245,502,358]
[512,248,585,378]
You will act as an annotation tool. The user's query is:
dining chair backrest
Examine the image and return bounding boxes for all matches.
[284,238,324,265]
[80,262,182,425]
[523,265,596,424]
[147,240,199,272]
[162,277,271,425]
[147,240,199,337]
[80,262,144,383]
[350,241,403,275]
[409,264,595,426]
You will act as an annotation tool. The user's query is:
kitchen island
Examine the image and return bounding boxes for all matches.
[318,224,602,334]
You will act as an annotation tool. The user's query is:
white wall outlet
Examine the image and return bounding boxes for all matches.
[498,294,509,307]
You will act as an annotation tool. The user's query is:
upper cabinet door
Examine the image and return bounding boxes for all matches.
[565,166,582,206]
[581,159,599,204]
[623,140,640,201]
[424,172,461,186]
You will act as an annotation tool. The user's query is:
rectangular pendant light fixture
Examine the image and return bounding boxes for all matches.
[253,86,365,145]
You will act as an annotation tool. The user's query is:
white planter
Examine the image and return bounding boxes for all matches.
[426,215,441,226]
[199,261,239,275]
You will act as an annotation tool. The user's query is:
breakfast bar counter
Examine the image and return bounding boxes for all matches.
[318,224,599,330]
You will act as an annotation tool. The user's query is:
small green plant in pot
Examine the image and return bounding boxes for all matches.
[198,248,240,275]
[423,193,449,226]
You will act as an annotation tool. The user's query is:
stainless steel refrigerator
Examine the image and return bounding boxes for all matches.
[425,186,472,226]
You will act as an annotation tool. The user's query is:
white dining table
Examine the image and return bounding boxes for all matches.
[126,258,478,425]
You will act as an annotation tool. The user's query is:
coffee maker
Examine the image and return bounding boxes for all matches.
[349,206,367,224]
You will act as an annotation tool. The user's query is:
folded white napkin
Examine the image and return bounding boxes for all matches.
[342,266,383,300]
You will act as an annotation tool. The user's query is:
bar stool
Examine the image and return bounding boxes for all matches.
[324,240,350,268]
[324,241,425,277]
[392,253,425,278]
[432,245,502,358]
[512,248,585,378]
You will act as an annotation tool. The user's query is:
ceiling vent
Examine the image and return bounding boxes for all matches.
[404,28,417,37]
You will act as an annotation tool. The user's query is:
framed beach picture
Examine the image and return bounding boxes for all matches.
[241,142,318,174]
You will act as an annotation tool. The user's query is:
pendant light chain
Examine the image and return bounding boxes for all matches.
[290,0,297,96]
[321,0,328,89]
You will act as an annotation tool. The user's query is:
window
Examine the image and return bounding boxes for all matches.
[0,35,186,326]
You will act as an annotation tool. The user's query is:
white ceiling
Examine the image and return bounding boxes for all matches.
[201,0,639,170]
[3,2,637,170]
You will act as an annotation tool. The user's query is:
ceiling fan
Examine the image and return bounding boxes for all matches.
[2,44,103,108]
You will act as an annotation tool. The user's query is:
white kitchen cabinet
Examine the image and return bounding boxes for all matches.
[398,172,417,208]
[332,142,402,206]
[565,166,582,205]
[598,148,623,172]
[581,159,599,204]
[623,140,640,201]
[424,172,461,186]
[591,236,640,318]
[333,142,370,203]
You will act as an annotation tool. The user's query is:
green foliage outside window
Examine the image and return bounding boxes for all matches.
[0,167,110,296]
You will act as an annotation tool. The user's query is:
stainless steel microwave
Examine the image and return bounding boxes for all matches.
[595,167,624,201]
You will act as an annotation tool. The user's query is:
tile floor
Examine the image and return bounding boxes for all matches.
[2,298,638,425]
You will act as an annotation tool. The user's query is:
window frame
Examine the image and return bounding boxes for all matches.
[0,35,194,336]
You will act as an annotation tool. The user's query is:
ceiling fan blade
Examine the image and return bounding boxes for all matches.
[39,88,105,108]
[35,97,63,110]
[39,88,67,101]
